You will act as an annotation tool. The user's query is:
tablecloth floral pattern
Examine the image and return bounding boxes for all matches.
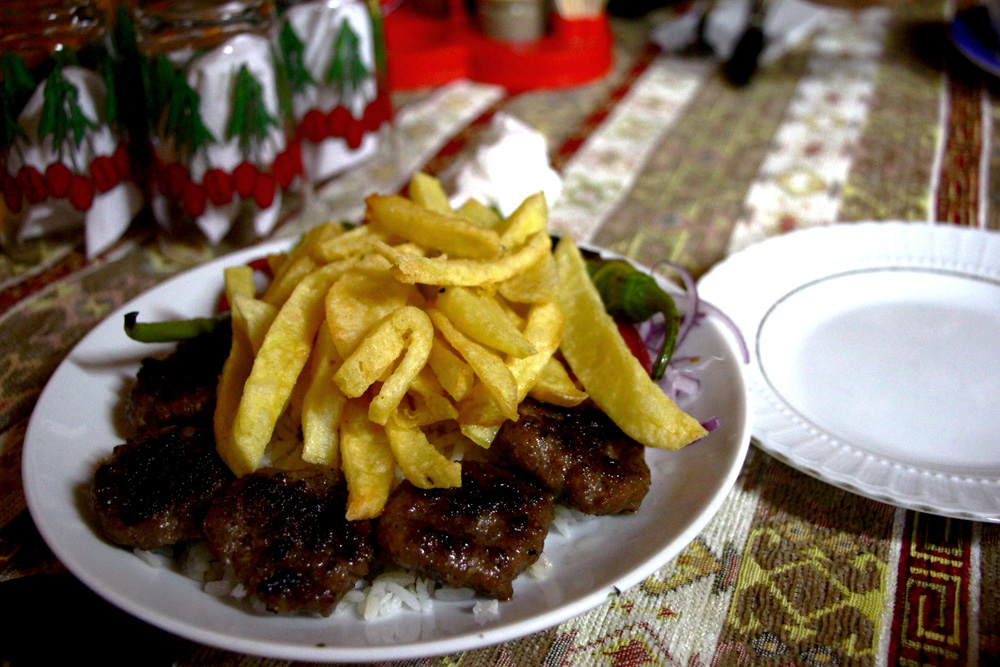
[2,3,998,666]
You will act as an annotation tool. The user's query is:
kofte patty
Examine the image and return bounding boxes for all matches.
[202,468,375,615]
[125,321,231,431]
[91,424,234,550]
[492,398,651,515]
[377,460,554,600]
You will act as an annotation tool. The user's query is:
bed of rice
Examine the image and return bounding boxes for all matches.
[133,504,592,621]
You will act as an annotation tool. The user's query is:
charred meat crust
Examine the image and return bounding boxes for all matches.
[202,468,375,615]
[376,460,555,600]
[125,321,231,431]
[91,425,235,551]
[492,398,651,515]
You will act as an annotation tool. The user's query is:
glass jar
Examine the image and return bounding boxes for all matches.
[276,0,391,185]
[1,0,145,261]
[133,0,299,245]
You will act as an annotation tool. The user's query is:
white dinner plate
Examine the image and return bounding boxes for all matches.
[22,239,752,662]
[698,222,1000,522]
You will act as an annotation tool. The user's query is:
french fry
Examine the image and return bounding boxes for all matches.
[407,171,452,214]
[528,357,588,407]
[301,326,345,467]
[405,367,460,424]
[228,259,355,476]
[369,231,551,286]
[224,265,255,300]
[333,306,434,425]
[435,286,537,358]
[231,294,278,354]
[261,254,318,307]
[460,423,500,449]
[427,336,474,401]
[214,269,273,473]
[508,300,563,397]
[311,225,381,263]
[325,255,419,359]
[498,251,560,303]
[497,192,547,249]
[366,194,501,259]
[456,198,502,229]
[385,415,461,489]
[340,398,395,520]
[429,307,519,421]
[261,221,343,305]
[554,237,707,449]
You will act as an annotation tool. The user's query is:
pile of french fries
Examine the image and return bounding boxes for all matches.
[213,173,707,520]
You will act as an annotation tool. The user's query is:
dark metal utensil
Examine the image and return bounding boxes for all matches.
[723,0,770,86]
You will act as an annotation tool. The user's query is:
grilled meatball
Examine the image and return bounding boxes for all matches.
[377,460,554,600]
[492,398,650,515]
[92,425,234,550]
[126,323,231,431]
[202,468,374,615]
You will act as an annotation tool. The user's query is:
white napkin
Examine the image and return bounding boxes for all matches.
[444,113,562,217]
[652,0,830,66]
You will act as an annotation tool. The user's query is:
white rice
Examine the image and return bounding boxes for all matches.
[131,501,578,621]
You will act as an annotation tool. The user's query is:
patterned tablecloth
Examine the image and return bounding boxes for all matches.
[2,3,998,666]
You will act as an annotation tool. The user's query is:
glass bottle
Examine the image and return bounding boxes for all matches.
[132,0,299,245]
[276,0,391,185]
[1,0,145,261]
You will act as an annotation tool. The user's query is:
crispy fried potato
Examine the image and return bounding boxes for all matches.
[340,398,395,520]
[528,357,588,407]
[261,221,343,305]
[456,198,502,229]
[429,308,519,421]
[215,270,276,473]
[366,194,501,259]
[261,254,318,307]
[385,415,461,489]
[427,336,474,401]
[301,326,345,467]
[311,225,382,263]
[498,250,560,303]
[508,300,563,397]
[407,171,452,214]
[334,306,434,425]
[497,192,546,249]
[227,259,355,476]
[405,367,460,424]
[325,255,420,359]
[370,231,551,286]
[436,286,537,358]
[554,237,707,449]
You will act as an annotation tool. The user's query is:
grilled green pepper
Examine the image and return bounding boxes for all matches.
[124,311,228,343]
[586,258,679,380]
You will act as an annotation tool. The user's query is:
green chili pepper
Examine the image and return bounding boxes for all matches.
[124,311,228,343]
[586,258,679,381]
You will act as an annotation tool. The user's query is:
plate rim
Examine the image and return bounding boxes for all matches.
[950,8,1000,79]
[21,238,753,661]
[698,221,1000,523]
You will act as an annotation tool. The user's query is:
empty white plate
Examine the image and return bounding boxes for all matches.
[698,222,1000,522]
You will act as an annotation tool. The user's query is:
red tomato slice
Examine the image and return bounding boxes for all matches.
[616,319,652,375]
